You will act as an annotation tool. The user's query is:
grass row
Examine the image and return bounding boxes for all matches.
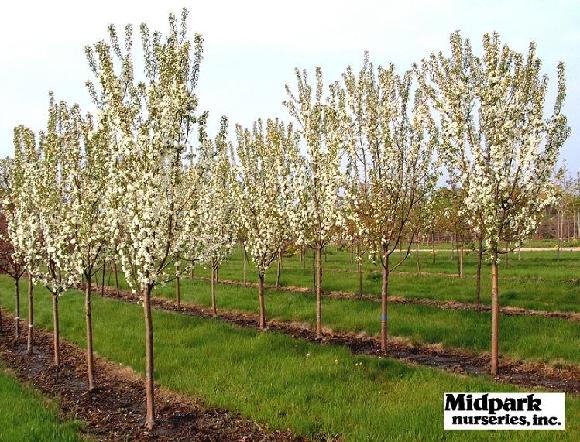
[179,247,580,312]
[0,277,578,441]
[0,365,82,442]
[91,271,579,366]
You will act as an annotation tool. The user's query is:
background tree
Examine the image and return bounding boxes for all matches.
[196,117,238,315]
[235,118,300,330]
[0,159,27,338]
[341,55,438,352]
[284,67,345,338]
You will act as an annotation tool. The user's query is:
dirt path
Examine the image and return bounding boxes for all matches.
[0,309,302,442]
[95,286,580,394]
[195,277,580,321]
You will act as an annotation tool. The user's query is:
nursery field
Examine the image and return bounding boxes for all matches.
[0,276,578,441]
[185,247,580,313]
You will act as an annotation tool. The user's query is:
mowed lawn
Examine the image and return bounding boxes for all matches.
[0,366,82,442]
[0,277,579,441]
[89,271,579,366]
[181,247,580,312]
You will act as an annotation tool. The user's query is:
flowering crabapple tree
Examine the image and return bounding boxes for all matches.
[23,96,83,367]
[195,117,238,315]
[8,127,41,354]
[420,31,570,375]
[341,55,438,352]
[64,108,111,391]
[0,159,27,338]
[235,118,300,330]
[284,67,345,338]
[85,10,204,429]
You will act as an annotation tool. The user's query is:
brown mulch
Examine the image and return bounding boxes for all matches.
[0,310,303,442]
[95,285,580,394]
[196,277,579,321]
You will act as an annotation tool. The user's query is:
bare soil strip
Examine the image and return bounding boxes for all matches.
[0,309,302,442]
[195,277,580,321]
[96,285,580,393]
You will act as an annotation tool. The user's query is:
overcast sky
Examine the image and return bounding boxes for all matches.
[1,0,578,174]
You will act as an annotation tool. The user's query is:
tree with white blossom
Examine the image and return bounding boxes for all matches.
[0,158,27,339]
[284,67,345,338]
[419,31,570,375]
[20,96,83,367]
[195,117,238,315]
[340,55,438,352]
[64,107,111,391]
[85,10,204,428]
[235,118,300,330]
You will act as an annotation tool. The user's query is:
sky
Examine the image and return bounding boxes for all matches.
[1,0,578,174]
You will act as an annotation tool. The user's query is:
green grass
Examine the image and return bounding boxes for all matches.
[0,366,83,442]
[176,247,580,313]
[91,271,580,366]
[0,277,578,441]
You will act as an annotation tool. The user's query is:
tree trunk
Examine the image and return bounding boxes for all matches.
[113,261,120,295]
[100,260,106,296]
[176,274,181,308]
[415,241,421,274]
[459,241,464,278]
[27,274,34,355]
[505,242,510,268]
[258,273,266,330]
[356,241,362,296]
[491,256,500,376]
[210,266,217,316]
[85,275,95,390]
[381,248,390,352]
[52,294,60,367]
[275,251,282,289]
[475,239,483,310]
[431,231,436,264]
[14,276,20,339]
[315,244,322,338]
[242,244,247,286]
[143,284,155,430]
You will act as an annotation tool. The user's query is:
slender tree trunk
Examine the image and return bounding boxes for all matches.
[113,261,119,295]
[176,275,181,308]
[505,242,510,268]
[242,244,247,286]
[432,231,436,264]
[557,211,562,260]
[85,275,95,390]
[315,244,322,338]
[100,260,106,296]
[190,265,194,280]
[356,241,362,296]
[491,256,500,376]
[475,239,483,310]
[381,248,390,352]
[27,274,34,354]
[258,273,266,330]
[415,241,421,274]
[275,250,282,289]
[210,266,217,316]
[143,284,155,430]
[459,241,464,278]
[14,276,20,339]
[52,294,60,367]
